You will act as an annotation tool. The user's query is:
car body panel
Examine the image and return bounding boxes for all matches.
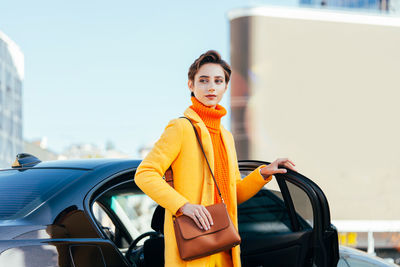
[0,158,341,267]
[0,239,129,267]
[0,160,139,267]
[339,246,399,267]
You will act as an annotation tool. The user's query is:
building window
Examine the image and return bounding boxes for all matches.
[0,62,3,89]
[15,100,22,120]
[5,117,11,136]
[0,90,3,111]
[14,98,20,118]
[5,138,13,164]
[9,118,13,136]
[15,79,21,98]
[0,138,3,163]
[15,121,22,140]
[300,0,384,10]
[5,72,12,111]
[0,39,3,60]
[5,71,11,88]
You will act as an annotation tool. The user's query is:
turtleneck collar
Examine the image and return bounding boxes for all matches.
[190,96,227,132]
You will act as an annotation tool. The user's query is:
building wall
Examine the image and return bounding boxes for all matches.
[229,7,400,220]
[0,32,24,168]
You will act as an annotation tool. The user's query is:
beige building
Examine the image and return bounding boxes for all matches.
[228,6,400,254]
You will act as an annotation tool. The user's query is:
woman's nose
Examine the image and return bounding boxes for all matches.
[208,87,215,92]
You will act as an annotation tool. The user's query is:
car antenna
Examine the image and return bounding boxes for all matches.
[12,153,42,168]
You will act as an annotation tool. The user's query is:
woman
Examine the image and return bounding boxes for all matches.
[134,50,296,267]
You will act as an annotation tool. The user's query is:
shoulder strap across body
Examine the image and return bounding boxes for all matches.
[165,116,224,203]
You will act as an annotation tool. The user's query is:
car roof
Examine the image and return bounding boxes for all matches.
[1,158,142,171]
[0,158,142,225]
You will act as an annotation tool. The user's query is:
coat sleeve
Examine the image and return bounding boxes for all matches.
[134,119,189,215]
[235,165,272,205]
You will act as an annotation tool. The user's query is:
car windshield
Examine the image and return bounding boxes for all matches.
[0,168,87,221]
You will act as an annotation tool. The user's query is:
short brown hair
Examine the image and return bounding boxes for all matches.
[188,50,232,83]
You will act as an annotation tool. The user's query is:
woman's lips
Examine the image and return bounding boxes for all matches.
[206,95,216,100]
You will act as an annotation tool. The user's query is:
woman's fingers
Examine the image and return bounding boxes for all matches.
[282,161,296,172]
[275,158,297,172]
[203,206,214,226]
[181,203,213,230]
[286,161,297,172]
[191,212,204,230]
[286,164,297,172]
[276,168,287,174]
[195,209,210,230]
[275,158,288,164]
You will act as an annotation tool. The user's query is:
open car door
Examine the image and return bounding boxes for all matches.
[238,160,339,267]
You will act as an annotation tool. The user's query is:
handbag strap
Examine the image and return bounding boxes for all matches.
[179,117,224,203]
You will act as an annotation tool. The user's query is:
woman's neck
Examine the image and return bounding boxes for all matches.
[190,97,226,131]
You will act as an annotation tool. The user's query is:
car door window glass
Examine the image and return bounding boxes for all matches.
[241,170,284,202]
[92,202,116,241]
[238,173,294,235]
[92,185,157,249]
[286,180,314,229]
[109,194,157,243]
[337,258,351,267]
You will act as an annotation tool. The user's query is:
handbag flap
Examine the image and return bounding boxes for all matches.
[174,203,231,240]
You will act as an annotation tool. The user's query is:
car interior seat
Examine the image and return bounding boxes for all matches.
[143,205,165,267]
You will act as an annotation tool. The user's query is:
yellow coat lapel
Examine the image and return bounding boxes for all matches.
[183,108,215,204]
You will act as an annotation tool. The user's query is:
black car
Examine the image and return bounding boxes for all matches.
[0,154,339,267]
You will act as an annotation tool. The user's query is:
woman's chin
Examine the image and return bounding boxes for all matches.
[205,102,217,108]
[199,99,217,108]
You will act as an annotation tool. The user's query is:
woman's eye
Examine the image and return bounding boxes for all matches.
[199,79,208,83]
[216,80,223,84]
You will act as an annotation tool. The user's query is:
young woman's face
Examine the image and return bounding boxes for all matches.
[188,63,228,109]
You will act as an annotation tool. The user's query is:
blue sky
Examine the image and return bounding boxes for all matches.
[1,0,296,157]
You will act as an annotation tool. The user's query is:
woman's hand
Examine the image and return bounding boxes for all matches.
[260,158,297,179]
[178,203,213,231]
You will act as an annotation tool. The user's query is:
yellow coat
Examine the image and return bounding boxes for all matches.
[134,107,271,267]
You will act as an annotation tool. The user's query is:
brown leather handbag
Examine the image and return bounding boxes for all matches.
[168,117,241,261]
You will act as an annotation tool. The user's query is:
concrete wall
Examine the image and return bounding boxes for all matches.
[229,7,400,220]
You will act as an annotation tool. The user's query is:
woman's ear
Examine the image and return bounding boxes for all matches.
[188,80,194,92]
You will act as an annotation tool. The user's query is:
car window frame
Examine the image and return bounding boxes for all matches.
[239,160,334,266]
[83,168,136,266]
[239,161,322,235]
[93,192,133,248]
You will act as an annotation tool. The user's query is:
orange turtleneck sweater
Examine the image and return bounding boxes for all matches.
[190,97,233,267]
[190,97,229,205]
